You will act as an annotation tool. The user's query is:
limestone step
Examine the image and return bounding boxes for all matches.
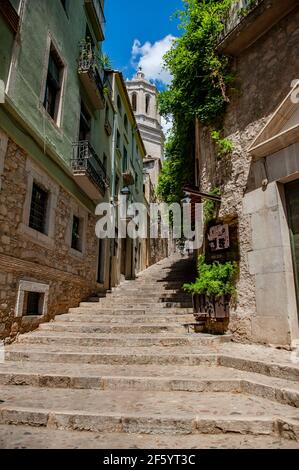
[54,313,195,324]
[17,331,229,348]
[2,424,298,449]
[0,386,298,437]
[4,344,299,381]
[114,288,183,294]
[38,322,187,334]
[0,362,298,408]
[108,295,191,302]
[96,301,193,308]
[67,307,194,315]
[4,344,220,366]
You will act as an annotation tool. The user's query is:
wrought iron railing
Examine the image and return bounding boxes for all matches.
[220,0,263,40]
[78,42,105,96]
[72,141,110,196]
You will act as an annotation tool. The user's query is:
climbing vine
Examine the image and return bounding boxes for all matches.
[203,187,221,224]
[157,0,235,203]
[211,130,234,160]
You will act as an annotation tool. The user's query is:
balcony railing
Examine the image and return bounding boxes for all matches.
[218,0,298,55]
[221,0,262,39]
[78,42,105,109]
[72,141,109,198]
[85,0,106,41]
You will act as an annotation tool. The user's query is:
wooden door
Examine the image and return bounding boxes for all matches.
[285,180,299,319]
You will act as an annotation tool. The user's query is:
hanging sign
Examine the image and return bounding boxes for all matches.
[208,224,230,252]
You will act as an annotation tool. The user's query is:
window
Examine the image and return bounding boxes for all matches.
[43,46,64,122]
[15,280,49,318]
[24,292,43,316]
[123,146,128,172]
[117,95,122,115]
[105,103,110,122]
[124,114,128,134]
[97,239,104,284]
[29,183,48,234]
[145,95,150,114]
[116,130,121,149]
[71,215,82,252]
[131,93,137,112]
[79,101,91,141]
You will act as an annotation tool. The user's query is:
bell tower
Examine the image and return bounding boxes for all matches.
[126,68,165,188]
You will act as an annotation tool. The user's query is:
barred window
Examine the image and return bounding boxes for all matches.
[29,183,48,234]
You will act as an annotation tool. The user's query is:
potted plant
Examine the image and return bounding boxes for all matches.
[183,255,237,320]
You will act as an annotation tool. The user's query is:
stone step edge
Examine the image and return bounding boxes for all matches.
[5,351,299,382]
[0,407,298,440]
[0,372,298,408]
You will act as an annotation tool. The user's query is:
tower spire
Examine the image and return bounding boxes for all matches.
[136,66,145,79]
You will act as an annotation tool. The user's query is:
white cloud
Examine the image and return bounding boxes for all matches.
[131,35,176,86]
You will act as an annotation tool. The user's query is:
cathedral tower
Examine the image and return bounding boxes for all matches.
[126,69,165,188]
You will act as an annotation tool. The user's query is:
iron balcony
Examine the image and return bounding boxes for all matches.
[78,42,105,110]
[72,140,110,200]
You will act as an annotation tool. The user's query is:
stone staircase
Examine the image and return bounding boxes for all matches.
[0,255,299,449]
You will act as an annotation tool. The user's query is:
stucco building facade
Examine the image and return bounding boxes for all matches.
[0,0,147,341]
[195,0,299,346]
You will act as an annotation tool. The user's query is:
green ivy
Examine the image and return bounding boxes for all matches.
[157,0,235,203]
[238,0,259,18]
[156,119,194,203]
[183,255,238,298]
[203,187,221,224]
[211,130,234,159]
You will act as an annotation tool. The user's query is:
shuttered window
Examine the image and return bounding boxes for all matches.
[29,183,48,234]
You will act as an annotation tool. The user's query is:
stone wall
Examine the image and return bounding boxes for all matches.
[149,238,168,267]
[197,7,299,344]
[0,136,99,342]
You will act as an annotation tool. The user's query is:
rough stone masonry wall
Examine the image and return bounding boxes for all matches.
[198,7,299,343]
[0,138,99,342]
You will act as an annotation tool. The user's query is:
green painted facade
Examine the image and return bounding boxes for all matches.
[0,0,145,214]
[0,0,108,210]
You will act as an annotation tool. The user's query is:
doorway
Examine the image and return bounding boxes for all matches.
[97,239,105,284]
[285,180,299,320]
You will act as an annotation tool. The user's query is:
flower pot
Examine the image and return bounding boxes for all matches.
[193,293,230,319]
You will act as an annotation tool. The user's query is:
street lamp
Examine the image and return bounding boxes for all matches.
[181,192,192,204]
[120,186,131,197]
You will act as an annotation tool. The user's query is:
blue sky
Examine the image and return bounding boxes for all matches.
[103,0,183,87]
